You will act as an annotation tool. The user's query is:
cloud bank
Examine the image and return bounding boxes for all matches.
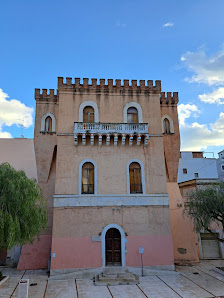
[181,48,224,85]
[0,89,33,138]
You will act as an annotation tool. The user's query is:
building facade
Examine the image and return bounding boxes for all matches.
[216,150,224,182]
[178,151,218,184]
[19,77,183,275]
[177,151,224,261]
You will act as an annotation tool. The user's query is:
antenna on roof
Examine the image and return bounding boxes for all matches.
[18,116,28,138]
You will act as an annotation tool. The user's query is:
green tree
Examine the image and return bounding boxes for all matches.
[0,163,47,249]
[184,182,224,241]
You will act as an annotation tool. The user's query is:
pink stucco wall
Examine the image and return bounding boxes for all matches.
[51,234,173,269]
[17,235,52,270]
[126,235,174,267]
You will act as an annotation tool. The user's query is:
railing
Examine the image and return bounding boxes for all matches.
[74,122,148,134]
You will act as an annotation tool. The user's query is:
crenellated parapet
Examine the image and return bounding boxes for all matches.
[57,77,161,94]
[160,92,178,105]
[35,89,58,102]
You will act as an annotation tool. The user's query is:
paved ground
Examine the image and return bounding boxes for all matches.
[1,260,224,297]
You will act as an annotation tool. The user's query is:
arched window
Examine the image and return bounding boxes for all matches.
[161,115,174,134]
[41,112,56,133]
[127,107,138,123]
[82,162,94,194]
[129,162,142,193]
[163,118,170,134]
[83,106,94,123]
[79,101,99,122]
[45,116,52,132]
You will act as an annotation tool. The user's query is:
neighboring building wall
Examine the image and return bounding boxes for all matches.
[217,150,224,181]
[178,152,218,183]
[0,138,37,267]
[0,138,37,179]
[179,179,223,261]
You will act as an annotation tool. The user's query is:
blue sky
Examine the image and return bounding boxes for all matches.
[1,0,224,156]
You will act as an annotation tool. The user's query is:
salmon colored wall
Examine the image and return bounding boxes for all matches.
[52,206,172,238]
[51,234,173,269]
[51,237,101,269]
[126,235,174,267]
[55,135,167,195]
[0,138,37,180]
[17,235,52,270]
[167,182,200,263]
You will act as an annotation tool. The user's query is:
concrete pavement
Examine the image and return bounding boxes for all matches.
[1,260,224,297]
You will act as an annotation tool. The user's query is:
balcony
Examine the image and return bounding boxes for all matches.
[74,122,149,146]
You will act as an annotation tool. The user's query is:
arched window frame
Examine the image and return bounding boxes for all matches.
[41,112,56,132]
[123,102,143,123]
[79,101,99,122]
[101,224,126,267]
[78,159,97,195]
[126,159,146,194]
[161,115,174,134]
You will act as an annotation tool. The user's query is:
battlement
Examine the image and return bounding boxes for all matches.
[160,92,178,105]
[57,77,161,93]
[35,89,58,102]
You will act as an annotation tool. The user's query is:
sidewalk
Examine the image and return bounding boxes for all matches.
[1,260,224,297]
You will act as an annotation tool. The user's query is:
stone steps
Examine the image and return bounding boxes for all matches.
[95,267,139,286]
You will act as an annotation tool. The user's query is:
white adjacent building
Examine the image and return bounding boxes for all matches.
[178,151,218,184]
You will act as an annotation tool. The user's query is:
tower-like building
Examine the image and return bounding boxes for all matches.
[19,77,184,275]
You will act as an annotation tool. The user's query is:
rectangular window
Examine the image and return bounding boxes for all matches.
[194,173,199,178]
[222,165,224,171]
[183,168,187,174]
[192,152,203,158]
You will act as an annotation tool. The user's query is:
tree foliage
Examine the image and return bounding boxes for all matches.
[0,163,47,249]
[184,182,224,238]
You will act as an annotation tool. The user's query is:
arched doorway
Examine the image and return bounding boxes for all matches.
[105,228,121,266]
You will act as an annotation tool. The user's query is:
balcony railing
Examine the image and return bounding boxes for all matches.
[74,122,148,134]
[74,122,149,146]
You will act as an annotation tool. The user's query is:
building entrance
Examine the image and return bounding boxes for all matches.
[105,228,121,266]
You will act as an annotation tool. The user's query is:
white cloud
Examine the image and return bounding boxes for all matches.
[180,112,224,151]
[199,87,224,105]
[181,48,224,85]
[178,103,200,126]
[115,22,127,28]
[163,22,174,28]
[0,131,12,138]
[0,89,33,138]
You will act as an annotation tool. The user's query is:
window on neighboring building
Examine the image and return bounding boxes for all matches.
[83,106,94,123]
[129,162,142,193]
[45,116,52,132]
[192,152,203,158]
[127,107,138,123]
[82,162,94,194]
[183,168,187,174]
[194,173,199,178]
[222,165,224,171]
[163,118,170,134]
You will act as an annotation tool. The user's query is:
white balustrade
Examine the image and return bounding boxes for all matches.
[74,122,148,134]
[74,122,149,146]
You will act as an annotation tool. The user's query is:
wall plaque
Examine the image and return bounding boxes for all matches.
[92,236,101,242]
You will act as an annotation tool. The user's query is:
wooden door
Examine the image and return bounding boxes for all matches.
[106,228,121,266]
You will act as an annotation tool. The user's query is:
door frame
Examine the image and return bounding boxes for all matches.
[198,230,224,259]
[101,224,126,267]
